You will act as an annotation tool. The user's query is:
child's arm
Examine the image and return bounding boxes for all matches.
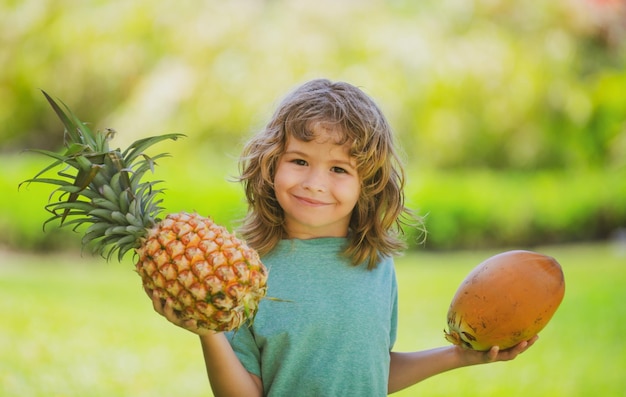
[387,336,538,394]
[199,333,263,397]
[148,290,263,397]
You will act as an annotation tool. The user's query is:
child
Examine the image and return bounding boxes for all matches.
[150,79,537,396]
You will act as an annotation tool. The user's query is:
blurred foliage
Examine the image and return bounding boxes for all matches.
[2,0,625,170]
[2,0,626,251]
[406,169,626,250]
[5,152,626,252]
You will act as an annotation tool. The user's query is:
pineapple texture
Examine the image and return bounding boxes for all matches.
[137,212,268,332]
[21,91,269,333]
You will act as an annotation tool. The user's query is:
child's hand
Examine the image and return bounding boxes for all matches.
[457,335,539,366]
[145,287,217,336]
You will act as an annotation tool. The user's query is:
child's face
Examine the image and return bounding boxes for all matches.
[274,122,360,239]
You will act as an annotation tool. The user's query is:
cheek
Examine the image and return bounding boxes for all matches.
[335,180,361,206]
[273,166,291,196]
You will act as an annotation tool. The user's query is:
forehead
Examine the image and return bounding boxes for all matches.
[303,121,349,145]
[285,124,355,161]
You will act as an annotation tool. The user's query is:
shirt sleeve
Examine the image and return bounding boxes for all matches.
[226,325,262,377]
[389,263,399,350]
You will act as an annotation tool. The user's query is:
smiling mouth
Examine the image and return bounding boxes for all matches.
[294,195,328,206]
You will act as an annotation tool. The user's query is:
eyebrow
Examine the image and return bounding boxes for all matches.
[283,150,356,168]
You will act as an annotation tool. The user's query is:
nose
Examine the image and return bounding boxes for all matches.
[301,169,327,192]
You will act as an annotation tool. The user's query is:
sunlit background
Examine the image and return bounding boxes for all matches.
[1,0,625,396]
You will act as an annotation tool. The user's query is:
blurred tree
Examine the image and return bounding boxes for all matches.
[1,0,624,171]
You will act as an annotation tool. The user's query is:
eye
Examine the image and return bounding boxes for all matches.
[331,166,348,174]
[291,159,307,166]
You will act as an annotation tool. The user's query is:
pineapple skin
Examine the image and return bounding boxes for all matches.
[22,92,269,333]
[136,212,269,332]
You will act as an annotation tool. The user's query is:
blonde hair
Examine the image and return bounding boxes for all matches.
[238,79,419,269]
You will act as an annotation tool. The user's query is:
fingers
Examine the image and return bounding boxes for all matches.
[145,287,178,322]
[510,341,528,358]
[526,334,539,347]
[145,287,163,313]
[497,335,538,361]
[460,335,540,366]
[510,336,537,355]
[160,296,181,324]
[144,286,163,311]
[143,285,154,299]
[143,288,219,336]
[487,346,500,362]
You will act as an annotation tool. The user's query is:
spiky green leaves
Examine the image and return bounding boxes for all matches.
[19,91,184,261]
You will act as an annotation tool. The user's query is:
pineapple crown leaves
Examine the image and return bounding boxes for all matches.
[19,90,185,261]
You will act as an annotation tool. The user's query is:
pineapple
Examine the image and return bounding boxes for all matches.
[20,91,268,332]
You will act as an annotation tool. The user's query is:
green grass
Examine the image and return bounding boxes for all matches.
[394,243,626,396]
[1,243,624,396]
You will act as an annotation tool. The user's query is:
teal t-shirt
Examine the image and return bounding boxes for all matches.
[226,238,398,397]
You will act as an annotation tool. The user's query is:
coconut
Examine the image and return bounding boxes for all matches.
[444,250,565,351]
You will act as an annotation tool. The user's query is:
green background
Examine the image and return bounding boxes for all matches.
[1,0,625,395]
[2,0,626,252]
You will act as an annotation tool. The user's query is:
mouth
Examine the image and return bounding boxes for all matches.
[293,195,328,207]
